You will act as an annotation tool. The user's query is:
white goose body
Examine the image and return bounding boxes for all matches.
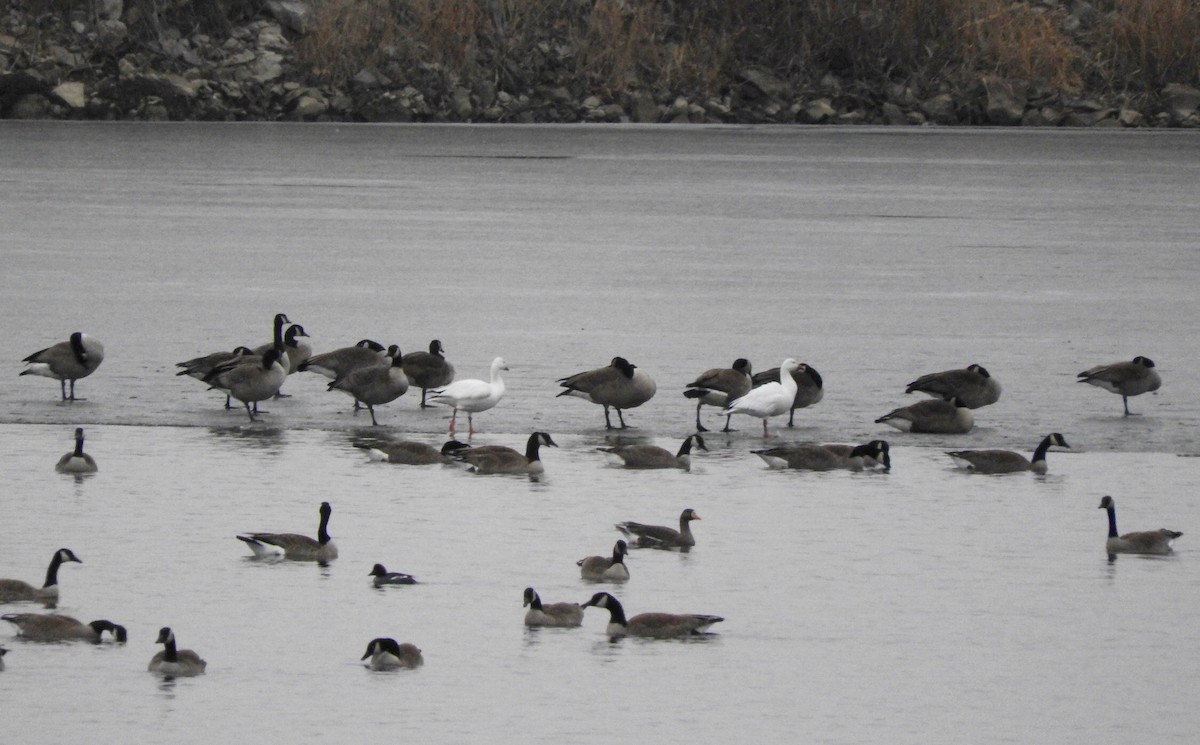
[726,358,801,437]
[237,502,338,562]
[428,357,508,436]
[56,427,98,473]
[21,332,105,401]
[751,362,824,427]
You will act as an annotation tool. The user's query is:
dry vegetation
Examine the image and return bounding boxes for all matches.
[286,0,1197,96]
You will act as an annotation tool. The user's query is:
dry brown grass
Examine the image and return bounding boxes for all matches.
[955,0,1083,91]
[1106,0,1200,88]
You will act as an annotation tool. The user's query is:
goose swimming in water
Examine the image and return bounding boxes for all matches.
[577,540,630,581]
[2,613,126,643]
[523,587,584,628]
[1098,495,1182,555]
[148,627,206,676]
[361,637,423,669]
[598,434,707,471]
[946,433,1069,474]
[55,427,97,474]
[580,592,723,640]
[0,548,81,606]
[237,502,338,562]
[615,508,701,550]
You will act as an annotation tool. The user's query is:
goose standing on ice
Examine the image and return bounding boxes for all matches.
[327,353,409,425]
[557,356,657,430]
[427,357,508,437]
[20,332,105,401]
[726,358,801,438]
[905,363,1001,409]
[684,359,752,432]
[1077,356,1161,415]
[402,340,456,408]
[751,361,824,428]
[176,346,255,408]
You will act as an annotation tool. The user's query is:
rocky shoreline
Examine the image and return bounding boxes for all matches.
[2,1,1198,127]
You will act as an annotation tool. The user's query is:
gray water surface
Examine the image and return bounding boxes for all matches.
[1,123,1198,744]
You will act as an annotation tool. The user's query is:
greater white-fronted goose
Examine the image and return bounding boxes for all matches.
[1098,496,1182,555]
[2,613,126,642]
[358,439,470,465]
[727,358,801,437]
[581,592,723,640]
[578,540,630,581]
[20,332,105,401]
[55,427,97,474]
[0,548,81,606]
[947,433,1069,474]
[557,356,657,430]
[452,431,556,477]
[402,340,456,408]
[905,363,1001,409]
[237,502,338,562]
[427,357,508,436]
[327,353,409,425]
[523,587,584,628]
[753,440,890,471]
[1078,356,1161,415]
[876,397,974,434]
[684,358,752,432]
[599,434,707,471]
[751,361,824,427]
[615,508,700,550]
[361,637,423,670]
[370,563,417,586]
[148,627,206,676]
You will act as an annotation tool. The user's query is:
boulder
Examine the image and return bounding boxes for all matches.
[50,81,86,109]
[982,77,1027,125]
[1161,83,1200,124]
[920,93,958,124]
[265,1,312,34]
[802,98,835,123]
[739,68,788,100]
[630,91,658,123]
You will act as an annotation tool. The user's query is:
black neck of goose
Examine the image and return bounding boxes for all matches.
[1032,436,1053,463]
[611,546,625,565]
[526,434,542,462]
[273,315,287,352]
[528,592,543,611]
[317,510,331,545]
[1104,505,1119,538]
[431,341,443,358]
[603,598,628,626]
[162,635,179,662]
[44,552,65,588]
[74,431,85,457]
[677,438,693,456]
[70,333,87,365]
[284,326,299,348]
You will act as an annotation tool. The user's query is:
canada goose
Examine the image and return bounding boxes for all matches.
[452,431,557,477]
[580,592,723,640]
[1098,495,1182,555]
[1078,356,1161,415]
[753,440,891,471]
[20,332,105,401]
[402,340,456,408]
[0,548,81,605]
[751,362,824,427]
[876,397,974,434]
[357,439,470,465]
[361,637,423,670]
[818,440,892,470]
[947,433,1070,474]
[237,502,338,562]
[327,354,409,425]
[727,358,802,437]
[905,363,1001,409]
[523,587,584,628]
[557,356,657,430]
[599,434,707,471]
[176,346,255,408]
[2,613,126,642]
[202,348,289,422]
[254,323,311,375]
[55,427,98,474]
[615,508,700,550]
[148,627,206,676]
[299,339,388,379]
[578,540,630,581]
[370,563,417,586]
[684,359,752,432]
[428,357,508,436]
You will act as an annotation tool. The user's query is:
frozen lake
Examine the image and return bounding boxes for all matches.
[1,122,1198,744]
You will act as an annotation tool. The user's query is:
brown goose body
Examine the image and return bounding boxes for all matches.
[1078,356,1161,415]
[558,357,656,429]
[0,548,82,606]
[402,340,456,408]
[523,588,584,628]
[581,592,723,639]
[905,363,1001,409]
[578,540,630,581]
[3,613,126,642]
[237,502,338,562]
[684,358,752,432]
[21,332,105,401]
[615,508,700,550]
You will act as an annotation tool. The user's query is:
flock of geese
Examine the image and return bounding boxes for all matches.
[3,314,1180,673]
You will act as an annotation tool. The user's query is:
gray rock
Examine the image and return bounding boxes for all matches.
[265,0,312,34]
[98,0,123,21]
[291,93,327,119]
[450,86,473,119]
[248,51,284,83]
[803,98,835,123]
[630,91,659,123]
[96,20,127,52]
[10,92,49,118]
[1118,108,1143,127]
[50,81,86,108]
[1161,83,1200,124]
[983,77,1026,125]
[881,101,908,126]
[739,68,788,100]
[920,93,957,124]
